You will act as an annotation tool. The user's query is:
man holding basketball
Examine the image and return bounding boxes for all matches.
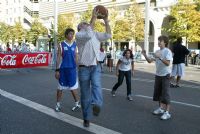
[76,6,111,127]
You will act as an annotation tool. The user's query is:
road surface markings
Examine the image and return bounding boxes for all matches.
[102,88,200,109]
[102,74,200,89]
[0,89,122,134]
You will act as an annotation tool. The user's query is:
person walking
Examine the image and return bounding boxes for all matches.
[75,8,111,127]
[111,49,135,101]
[55,28,81,112]
[142,35,173,120]
[99,47,106,72]
[170,37,190,88]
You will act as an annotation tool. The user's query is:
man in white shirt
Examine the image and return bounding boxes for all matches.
[75,8,111,127]
[142,35,173,120]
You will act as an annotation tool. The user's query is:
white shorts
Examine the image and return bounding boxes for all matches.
[171,63,185,77]
[57,79,78,90]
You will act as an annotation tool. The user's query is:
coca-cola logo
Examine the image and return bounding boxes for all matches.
[0,55,17,66]
[22,54,47,65]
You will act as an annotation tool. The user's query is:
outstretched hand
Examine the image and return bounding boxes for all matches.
[141,49,146,55]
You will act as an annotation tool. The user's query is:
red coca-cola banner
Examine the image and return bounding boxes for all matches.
[0,52,50,68]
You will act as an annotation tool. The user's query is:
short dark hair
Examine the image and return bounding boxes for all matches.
[64,28,75,37]
[122,49,134,59]
[176,37,182,44]
[158,35,169,47]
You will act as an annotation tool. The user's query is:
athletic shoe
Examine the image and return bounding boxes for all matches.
[170,83,176,88]
[83,120,90,127]
[111,90,116,97]
[72,103,81,111]
[127,95,133,101]
[55,104,61,112]
[152,107,164,115]
[161,111,171,120]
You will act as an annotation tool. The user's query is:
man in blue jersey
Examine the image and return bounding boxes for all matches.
[55,28,80,112]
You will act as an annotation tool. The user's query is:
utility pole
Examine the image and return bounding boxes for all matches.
[53,0,58,69]
[144,0,150,55]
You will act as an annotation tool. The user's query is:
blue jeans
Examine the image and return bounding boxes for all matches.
[78,64,102,120]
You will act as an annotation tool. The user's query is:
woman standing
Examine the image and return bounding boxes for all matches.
[111,49,135,101]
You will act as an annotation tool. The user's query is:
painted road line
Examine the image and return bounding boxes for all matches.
[102,74,200,89]
[0,89,122,134]
[102,88,200,109]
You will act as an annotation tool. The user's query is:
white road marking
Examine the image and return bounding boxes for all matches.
[102,88,200,109]
[102,74,200,89]
[0,89,122,134]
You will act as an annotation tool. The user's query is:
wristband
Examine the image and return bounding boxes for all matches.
[55,68,60,72]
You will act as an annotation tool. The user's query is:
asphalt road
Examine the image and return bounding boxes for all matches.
[0,64,200,134]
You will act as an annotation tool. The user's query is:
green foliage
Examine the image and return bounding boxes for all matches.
[125,1,144,42]
[0,22,12,43]
[80,4,104,32]
[57,13,74,42]
[81,4,93,22]
[164,0,200,42]
[27,19,48,46]
[113,19,131,41]
[13,22,26,45]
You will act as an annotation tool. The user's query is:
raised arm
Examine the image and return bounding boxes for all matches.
[142,50,154,63]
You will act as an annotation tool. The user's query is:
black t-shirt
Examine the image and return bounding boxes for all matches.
[172,43,190,64]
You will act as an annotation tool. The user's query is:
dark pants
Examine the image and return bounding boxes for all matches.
[153,74,171,104]
[112,70,132,96]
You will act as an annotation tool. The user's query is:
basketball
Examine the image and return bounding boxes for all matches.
[95,5,108,19]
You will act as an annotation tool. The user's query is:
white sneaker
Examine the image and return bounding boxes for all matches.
[153,108,164,115]
[161,112,171,120]
[55,104,61,112]
[72,104,81,111]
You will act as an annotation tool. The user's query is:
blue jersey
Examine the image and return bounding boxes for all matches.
[59,41,77,87]
[60,41,76,69]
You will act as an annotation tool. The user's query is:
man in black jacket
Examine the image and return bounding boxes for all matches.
[170,37,190,87]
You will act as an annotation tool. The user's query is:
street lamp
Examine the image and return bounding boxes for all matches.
[144,0,150,55]
[53,0,58,69]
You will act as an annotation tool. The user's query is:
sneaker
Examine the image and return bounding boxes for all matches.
[170,83,176,88]
[152,107,164,115]
[161,112,171,120]
[175,84,181,88]
[111,90,116,97]
[83,120,90,127]
[72,104,81,111]
[55,104,61,112]
[127,95,133,101]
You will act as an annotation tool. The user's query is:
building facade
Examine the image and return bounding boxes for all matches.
[0,0,39,29]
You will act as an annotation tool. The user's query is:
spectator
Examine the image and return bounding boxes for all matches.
[170,37,190,88]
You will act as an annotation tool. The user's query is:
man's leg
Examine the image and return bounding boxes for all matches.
[91,64,102,116]
[78,67,92,126]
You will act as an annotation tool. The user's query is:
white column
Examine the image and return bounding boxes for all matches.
[53,0,58,69]
[144,0,150,55]
[154,27,161,52]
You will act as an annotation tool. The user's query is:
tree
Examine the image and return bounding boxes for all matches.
[125,1,144,43]
[113,19,131,41]
[57,13,75,42]
[81,4,105,32]
[27,19,48,46]
[164,0,200,44]
[13,22,26,45]
[0,22,12,44]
